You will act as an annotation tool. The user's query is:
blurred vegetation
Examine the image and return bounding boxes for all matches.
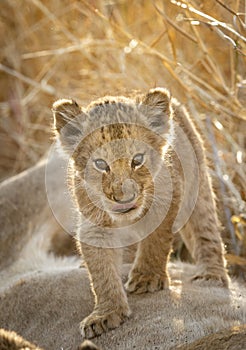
[0,0,245,278]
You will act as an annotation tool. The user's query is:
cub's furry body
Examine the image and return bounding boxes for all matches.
[53,88,228,339]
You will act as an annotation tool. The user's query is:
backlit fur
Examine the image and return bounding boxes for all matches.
[53,88,229,339]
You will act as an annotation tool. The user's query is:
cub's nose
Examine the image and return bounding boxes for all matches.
[112,178,138,204]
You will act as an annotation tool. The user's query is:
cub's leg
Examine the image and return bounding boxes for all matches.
[180,172,229,287]
[125,224,173,294]
[80,243,131,338]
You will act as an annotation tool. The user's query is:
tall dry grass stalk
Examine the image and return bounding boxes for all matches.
[0,0,245,276]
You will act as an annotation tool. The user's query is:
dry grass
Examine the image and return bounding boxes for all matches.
[0,0,245,277]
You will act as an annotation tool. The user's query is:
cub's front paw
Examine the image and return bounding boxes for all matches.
[80,306,131,339]
[125,271,169,294]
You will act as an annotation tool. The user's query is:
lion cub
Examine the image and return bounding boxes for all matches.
[52,88,229,339]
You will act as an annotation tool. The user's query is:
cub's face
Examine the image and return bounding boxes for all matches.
[53,88,174,224]
[73,124,163,222]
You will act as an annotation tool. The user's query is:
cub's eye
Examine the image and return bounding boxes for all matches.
[131,153,145,169]
[94,159,110,172]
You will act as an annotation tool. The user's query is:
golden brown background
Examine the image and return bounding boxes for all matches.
[0,0,245,276]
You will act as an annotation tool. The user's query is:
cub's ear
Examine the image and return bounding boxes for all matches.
[141,88,173,135]
[52,99,85,154]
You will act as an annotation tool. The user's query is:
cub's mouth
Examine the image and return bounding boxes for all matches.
[112,203,137,214]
